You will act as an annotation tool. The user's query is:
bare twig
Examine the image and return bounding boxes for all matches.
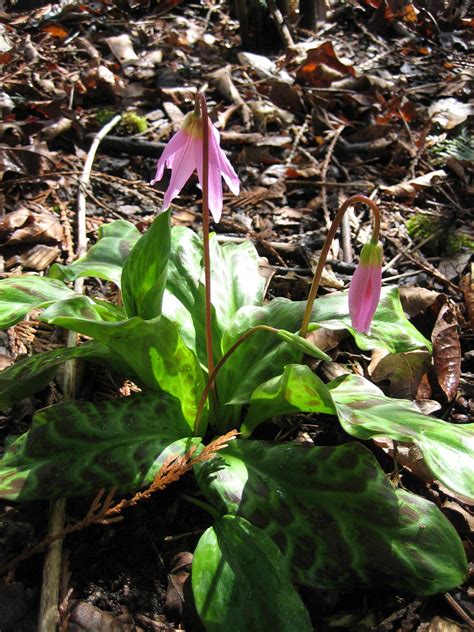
[38,114,122,632]
[320,126,345,229]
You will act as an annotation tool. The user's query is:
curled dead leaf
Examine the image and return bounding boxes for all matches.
[296,42,355,87]
[432,301,461,401]
[398,287,440,317]
[381,170,447,198]
[0,207,63,245]
[369,349,432,400]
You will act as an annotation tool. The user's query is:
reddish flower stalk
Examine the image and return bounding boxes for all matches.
[151,94,241,420]
[300,195,382,338]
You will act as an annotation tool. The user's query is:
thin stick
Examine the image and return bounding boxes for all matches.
[194,325,278,436]
[300,195,381,339]
[198,95,216,402]
[38,114,122,632]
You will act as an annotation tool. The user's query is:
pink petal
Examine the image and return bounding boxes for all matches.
[161,140,198,210]
[195,132,224,223]
[210,124,240,196]
[150,127,189,185]
[349,263,381,334]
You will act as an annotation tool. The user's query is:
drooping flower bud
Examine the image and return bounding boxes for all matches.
[349,239,383,334]
[150,110,239,222]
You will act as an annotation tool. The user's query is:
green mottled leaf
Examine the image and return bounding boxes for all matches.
[164,228,265,367]
[217,300,303,414]
[0,277,76,329]
[41,295,125,324]
[329,373,474,500]
[0,391,197,501]
[192,515,312,632]
[0,342,125,408]
[49,220,140,287]
[241,364,335,436]
[196,440,467,595]
[208,235,265,334]
[217,287,428,419]
[311,287,431,353]
[39,307,206,430]
[122,211,171,320]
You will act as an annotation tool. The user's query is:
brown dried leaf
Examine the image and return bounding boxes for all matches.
[307,327,346,352]
[380,169,447,198]
[296,42,355,87]
[369,349,432,399]
[165,551,193,622]
[0,144,55,178]
[398,287,439,317]
[1,207,63,245]
[68,601,139,632]
[6,244,60,271]
[429,98,474,130]
[432,302,461,401]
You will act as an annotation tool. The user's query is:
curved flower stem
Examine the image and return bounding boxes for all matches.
[194,325,278,437]
[300,194,381,338]
[198,93,216,404]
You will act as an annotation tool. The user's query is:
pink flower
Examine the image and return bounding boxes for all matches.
[349,240,383,334]
[150,112,239,222]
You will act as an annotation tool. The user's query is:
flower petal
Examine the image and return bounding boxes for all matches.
[161,140,197,210]
[349,260,382,334]
[150,127,189,186]
[210,124,240,196]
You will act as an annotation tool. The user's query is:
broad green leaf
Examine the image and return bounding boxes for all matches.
[217,300,303,412]
[164,228,265,367]
[310,287,431,353]
[49,220,141,287]
[164,227,214,367]
[208,235,265,334]
[41,295,125,325]
[192,515,312,632]
[241,364,335,436]
[122,211,171,319]
[0,391,197,501]
[0,343,122,408]
[39,308,206,430]
[329,374,474,500]
[216,288,429,423]
[0,276,76,329]
[196,440,467,595]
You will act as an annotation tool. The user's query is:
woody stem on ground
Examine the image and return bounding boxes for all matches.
[194,325,279,436]
[299,194,381,339]
[198,94,217,404]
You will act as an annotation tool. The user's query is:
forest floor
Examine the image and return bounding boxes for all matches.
[0,1,473,630]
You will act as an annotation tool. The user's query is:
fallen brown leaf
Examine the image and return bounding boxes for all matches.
[0,207,63,245]
[6,244,60,271]
[369,349,432,400]
[68,601,140,632]
[398,287,440,317]
[381,169,447,198]
[165,551,193,623]
[296,42,355,87]
[432,301,461,401]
